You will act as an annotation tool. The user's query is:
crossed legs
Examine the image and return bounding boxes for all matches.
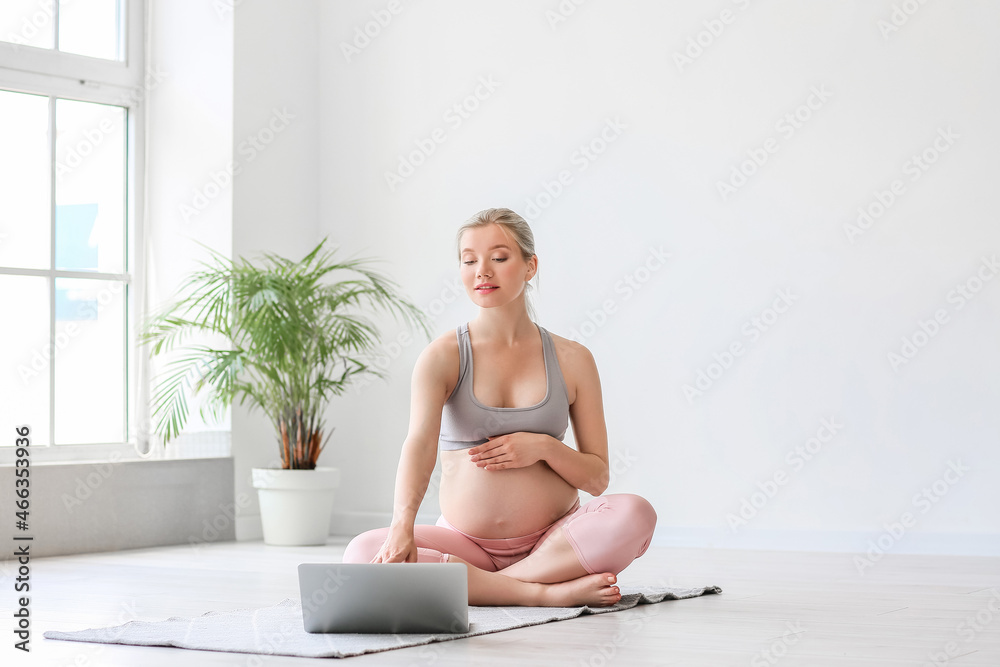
[342,493,657,606]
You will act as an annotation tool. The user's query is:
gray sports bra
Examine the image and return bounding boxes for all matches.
[438,322,570,451]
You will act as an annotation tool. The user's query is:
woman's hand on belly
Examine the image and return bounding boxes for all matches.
[467,432,552,471]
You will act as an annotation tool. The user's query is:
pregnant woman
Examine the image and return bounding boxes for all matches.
[343,208,657,607]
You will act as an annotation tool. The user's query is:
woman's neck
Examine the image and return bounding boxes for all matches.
[469,307,535,348]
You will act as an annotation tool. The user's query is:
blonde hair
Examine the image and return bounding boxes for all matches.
[455,208,538,321]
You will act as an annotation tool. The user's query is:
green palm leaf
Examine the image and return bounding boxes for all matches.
[139,237,433,468]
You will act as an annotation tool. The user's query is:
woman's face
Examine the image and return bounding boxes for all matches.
[459,224,536,307]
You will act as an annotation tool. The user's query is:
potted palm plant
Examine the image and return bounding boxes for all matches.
[140,238,431,545]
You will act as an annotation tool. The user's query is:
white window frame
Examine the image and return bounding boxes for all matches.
[0,0,149,464]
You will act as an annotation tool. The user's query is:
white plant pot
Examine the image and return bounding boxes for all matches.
[251,466,341,546]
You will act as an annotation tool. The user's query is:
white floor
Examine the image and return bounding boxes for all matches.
[4,537,999,666]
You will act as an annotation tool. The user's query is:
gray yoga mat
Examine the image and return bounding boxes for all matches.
[43,584,722,659]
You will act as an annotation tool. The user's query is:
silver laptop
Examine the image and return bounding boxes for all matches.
[297,563,470,634]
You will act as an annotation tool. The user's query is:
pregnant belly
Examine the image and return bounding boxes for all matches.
[438,449,579,538]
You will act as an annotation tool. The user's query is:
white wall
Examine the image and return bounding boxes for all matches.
[141,0,323,544]
[311,1,999,556]
[231,0,322,539]
[145,0,233,447]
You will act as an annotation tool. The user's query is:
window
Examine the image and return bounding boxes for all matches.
[0,0,147,462]
[2,0,123,60]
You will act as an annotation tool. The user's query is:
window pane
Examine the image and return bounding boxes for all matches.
[0,0,56,50]
[55,99,125,274]
[0,275,51,447]
[0,90,50,271]
[58,0,120,61]
[54,277,125,444]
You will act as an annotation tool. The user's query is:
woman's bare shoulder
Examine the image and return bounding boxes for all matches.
[410,327,461,396]
[418,327,460,365]
[545,329,598,405]
[546,329,593,363]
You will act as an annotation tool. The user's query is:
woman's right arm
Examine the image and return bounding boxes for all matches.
[372,338,454,563]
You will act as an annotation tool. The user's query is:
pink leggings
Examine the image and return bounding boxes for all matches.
[342,493,657,575]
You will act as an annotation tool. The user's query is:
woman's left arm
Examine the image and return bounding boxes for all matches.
[540,343,610,496]
[541,435,609,496]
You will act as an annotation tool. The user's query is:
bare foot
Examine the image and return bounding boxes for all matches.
[538,573,622,607]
